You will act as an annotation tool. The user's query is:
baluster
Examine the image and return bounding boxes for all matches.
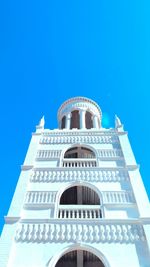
[47,192,50,203]
[122,192,126,203]
[114,192,118,203]
[126,192,130,203]
[64,210,67,219]
[94,225,99,242]
[68,210,71,219]
[59,210,62,218]
[32,192,36,203]
[105,192,109,203]
[118,193,121,203]
[89,225,93,242]
[72,210,74,219]
[27,192,31,203]
[84,210,87,219]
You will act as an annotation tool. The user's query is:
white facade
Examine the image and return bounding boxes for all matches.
[0,96,150,267]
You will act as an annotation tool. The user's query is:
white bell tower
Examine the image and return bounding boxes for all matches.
[0,96,150,267]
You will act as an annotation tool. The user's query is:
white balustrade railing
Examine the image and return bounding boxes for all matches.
[58,205,101,219]
[15,221,145,243]
[24,191,56,206]
[62,159,97,168]
[102,191,135,204]
[40,134,119,145]
[97,149,123,158]
[24,191,135,207]
[36,150,61,160]
[30,169,129,183]
[24,191,135,208]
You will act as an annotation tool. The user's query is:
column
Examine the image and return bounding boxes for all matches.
[93,115,99,129]
[65,113,71,129]
[77,186,82,204]
[79,110,86,129]
[77,250,83,267]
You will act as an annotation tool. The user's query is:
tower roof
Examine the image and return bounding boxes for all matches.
[58,96,102,120]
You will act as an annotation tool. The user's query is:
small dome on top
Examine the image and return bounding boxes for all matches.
[58,96,102,130]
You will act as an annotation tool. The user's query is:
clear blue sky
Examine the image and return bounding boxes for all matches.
[0,1,150,233]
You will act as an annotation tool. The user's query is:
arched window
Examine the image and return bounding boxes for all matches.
[64,146,95,159]
[55,249,105,267]
[58,185,102,219]
[85,111,93,129]
[70,110,80,129]
[61,116,66,129]
[60,185,100,205]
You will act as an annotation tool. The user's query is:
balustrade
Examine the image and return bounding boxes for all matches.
[102,191,135,204]
[30,169,129,183]
[36,150,61,160]
[62,159,97,168]
[58,206,101,219]
[40,134,119,145]
[24,191,56,206]
[15,221,145,243]
[97,149,123,158]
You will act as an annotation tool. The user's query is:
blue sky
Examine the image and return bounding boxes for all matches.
[0,1,150,233]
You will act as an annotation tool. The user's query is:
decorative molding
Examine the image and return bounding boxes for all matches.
[40,134,119,145]
[21,165,34,170]
[4,216,21,224]
[97,149,123,159]
[24,191,57,207]
[30,169,129,183]
[57,97,102,120]
[102,191,135,205]
[23,190,135,208]
[35,149,124,161]
[36,150,61,161]
[15,221,145,243]
[62,159,97,168]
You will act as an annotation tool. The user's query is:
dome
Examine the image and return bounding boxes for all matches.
[58,96,102,130]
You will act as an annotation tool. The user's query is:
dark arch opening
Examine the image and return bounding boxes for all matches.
[55,249,105,267]
[61,116,66,129]
[64,146,95,159]
[85,111,93,129]
[71,110,80,129]
[60,185,100,205]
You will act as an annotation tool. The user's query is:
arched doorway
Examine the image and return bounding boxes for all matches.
[64,146,95,159]
[71,110,80,129]
[58,185,102,219]
[61,115,66,129]
[85,111,93,129]
[60,185,100,205]
[55,249,105,267]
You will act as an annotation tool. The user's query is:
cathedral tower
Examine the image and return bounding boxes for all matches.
[0,97,150,267]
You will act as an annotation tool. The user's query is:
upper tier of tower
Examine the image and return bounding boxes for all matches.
[58,97,102,130]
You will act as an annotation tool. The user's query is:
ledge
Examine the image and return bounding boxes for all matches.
[41,129,128,136]
[126,164,140,171]
[4,216,21,224]
[21,165,34,170]
[19,218,143,224]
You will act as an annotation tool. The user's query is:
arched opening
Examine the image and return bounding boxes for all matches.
[60,186,100,205]
[64,146,95,159]
[58,185,102,219]
[55,249,105,267]
[71,110,80,129]
[85,111,93,129]
[61,116,66,129]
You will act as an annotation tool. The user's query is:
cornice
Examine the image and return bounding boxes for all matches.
[19,218,150,224]
[41,129,128,136]
[21,165,34,170]
[4,216,21,224]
